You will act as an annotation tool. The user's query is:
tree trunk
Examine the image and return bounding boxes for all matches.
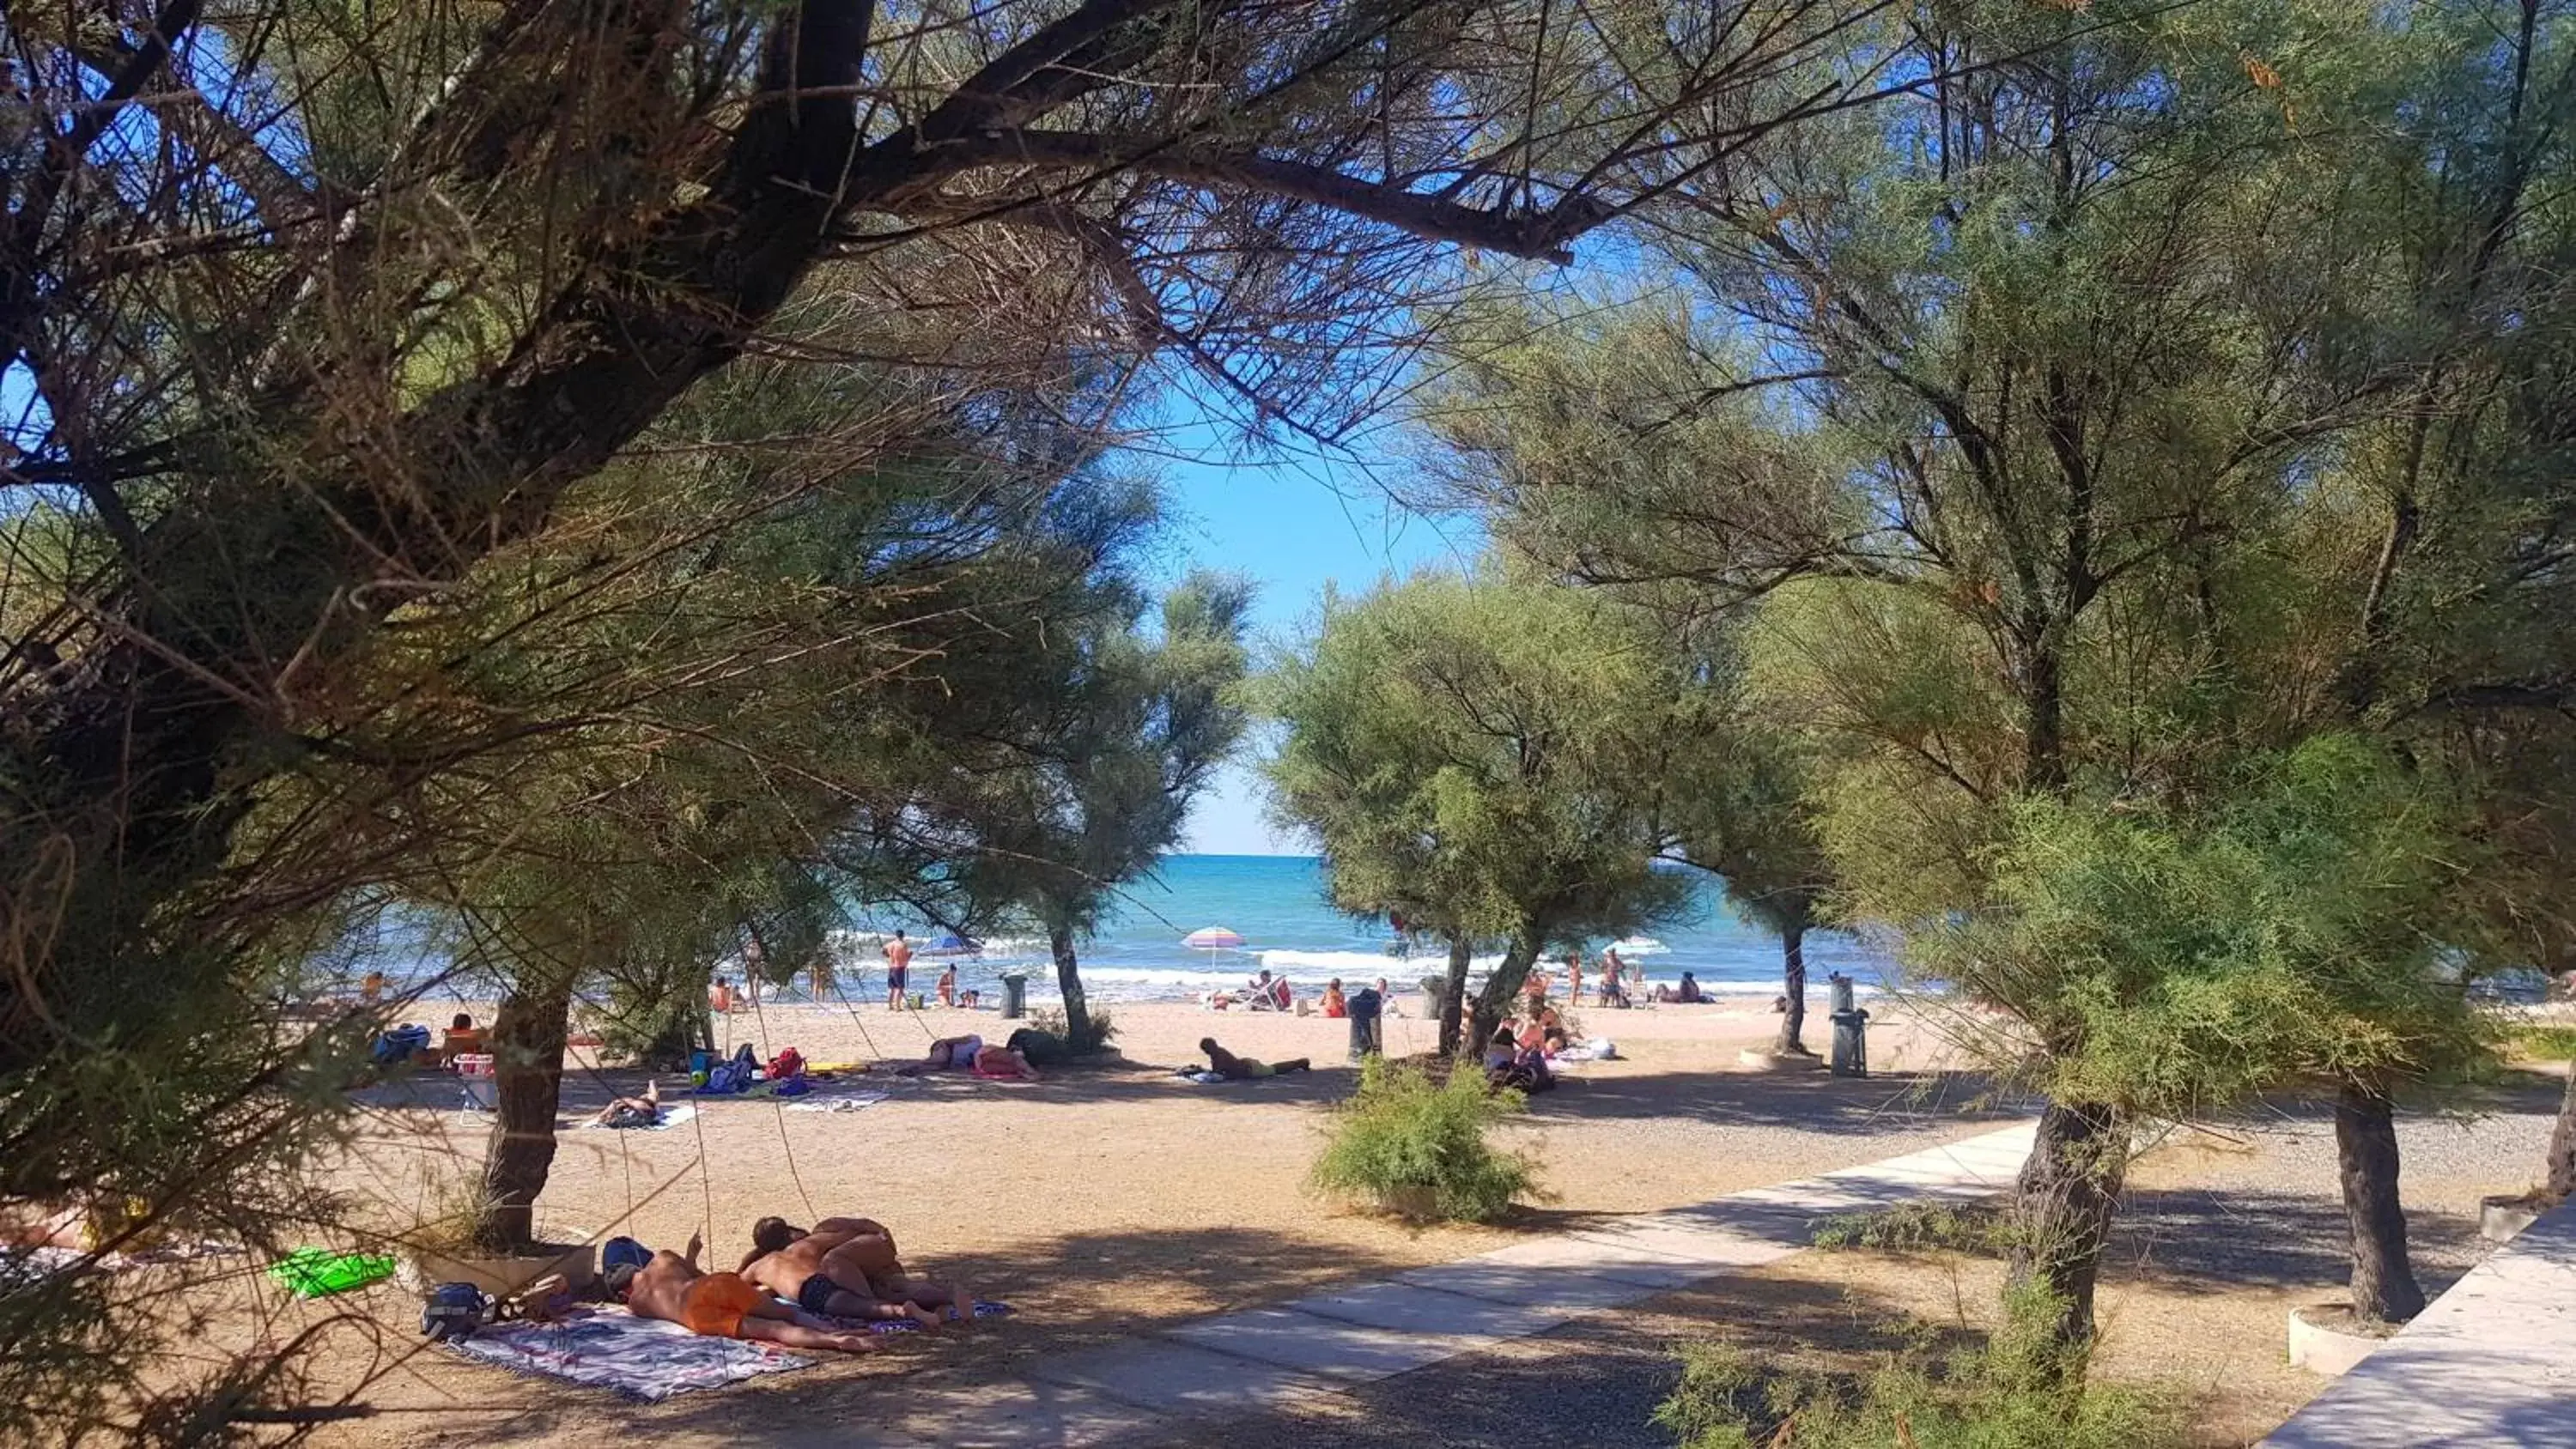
[1774,924,1809,1056]
[1436,936,1472,1058]
[2547,1063,2576,1202]
[2008,1097,2126,1350]
[1467,931,1541,1051]
[1048,922,1094,1053]
[2336,1081,2427,1323]
[476,981,574,1252]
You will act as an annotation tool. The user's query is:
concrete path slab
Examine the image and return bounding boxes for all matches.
[1025,1337,1324,1418]
[1571,1220,1801,1269]
[1392,1258,1670,1312]
[1170,1305,1499,1381]
[2262,1197,2576,1448]
[1289,1281,1577,1338]
[1468,1234,1718,1289]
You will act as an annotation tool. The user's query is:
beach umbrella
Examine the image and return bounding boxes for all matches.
[1182,927,1246,950]
[920,931,979,956]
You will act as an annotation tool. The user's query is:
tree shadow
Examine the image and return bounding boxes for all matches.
[2108,1185,2488,1300]
[1533,1066,2027,1136]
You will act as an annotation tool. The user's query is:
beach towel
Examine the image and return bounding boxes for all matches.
[1175,1069,1230,1085]
[575,1103,698,1131]
[443,1308,812,1401]
[270,1247,397,1298]
[785,1092,889,1113]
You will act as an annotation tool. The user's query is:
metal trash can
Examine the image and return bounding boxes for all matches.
[998,971,1029,1020]
[1826,972,1868,1077]
[1347,988,1383,1062]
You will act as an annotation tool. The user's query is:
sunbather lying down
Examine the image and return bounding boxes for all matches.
[1199,1038,1310,1081]
[894,1035,1039,1081]
[586,1078,660,1128]
[737,1214,969,1328]
[606,1234,876,1353]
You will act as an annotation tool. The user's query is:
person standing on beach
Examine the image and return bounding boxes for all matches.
[936,963,957,1008]
[884,930,912,1009]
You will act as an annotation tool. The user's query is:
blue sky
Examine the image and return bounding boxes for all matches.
[1139,420,1485,855]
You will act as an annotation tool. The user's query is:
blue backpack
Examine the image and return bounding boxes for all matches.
[371,1024,430,1066]
[421,1282,489,1343]
[601,1236,651,1274]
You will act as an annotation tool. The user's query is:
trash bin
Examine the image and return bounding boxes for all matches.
[998,971,1029,1020]
[1826,973,1868,1077]
[1347,988,1383,1062]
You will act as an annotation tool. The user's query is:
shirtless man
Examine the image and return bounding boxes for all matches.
[606,1233,876,1352]
[738,1216,969,1325]
[738,1218,943,1330]
[883,930,913,1009]
[1199,1038,1311,1080]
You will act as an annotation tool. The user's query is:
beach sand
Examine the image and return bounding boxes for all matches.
[174,993,2556,1446]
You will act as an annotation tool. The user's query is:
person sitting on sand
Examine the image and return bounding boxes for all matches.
[1200,1037,1309,1080]
[1652,971,1707,1004]
[360,971,386,1007]
[1375,977,1400,1016]
[1488,1034,1555,1094]
[607,1233,877,1353]
[708,977,736,1013]
[937,964,957,1008]
[1321,979,1347,1018]
[740,1216,967,1325]
[587,1077,663,1128]
[1522,970,1548,1011]
[1482,1027,1517,1073]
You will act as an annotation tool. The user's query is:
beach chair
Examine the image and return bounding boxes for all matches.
[454,1053,496,1111]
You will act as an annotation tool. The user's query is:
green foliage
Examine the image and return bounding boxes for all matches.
[1027,1006,1118,1056]
[1811,1202,2014,1257]
[2508,1026,2576,1063]
[1261,573,1697,1040]
[1653,1285,2184,1449]
[1310,1058,1539,1222]
[1911,737,2494,1117]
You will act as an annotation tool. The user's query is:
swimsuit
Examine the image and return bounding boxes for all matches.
[939,1034,982,1070]
[678,1271,762,1337]
[797,1272,841,1315]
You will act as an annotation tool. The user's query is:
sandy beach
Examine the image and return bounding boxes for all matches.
[155,991,2559,1447]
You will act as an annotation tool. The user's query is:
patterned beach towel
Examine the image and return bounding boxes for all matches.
[785,1092,890,1113]
[445,1309,810,1400]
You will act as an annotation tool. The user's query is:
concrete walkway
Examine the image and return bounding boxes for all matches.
[2263,1197,2576,1449]
[837,1120,2038,1447]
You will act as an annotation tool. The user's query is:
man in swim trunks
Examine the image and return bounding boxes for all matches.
[739,1222,943,1329]
[739,1216,969,1325]
[883,929,913,1009]
[1200,1038,1310,1080]
[607,1233,876,1351]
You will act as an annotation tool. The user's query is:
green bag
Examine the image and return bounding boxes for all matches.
[270,1246,397,1299]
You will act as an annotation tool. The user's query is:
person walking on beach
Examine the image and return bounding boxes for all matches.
[884,930,912,1009]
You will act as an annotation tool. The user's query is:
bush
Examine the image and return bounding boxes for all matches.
[1652,1284,2184,1449]
[1310,1057,1540,1222]
[1026,1006,1116,1056]
[1810,1202,2014,1256]
[2507,1024,2576,1062]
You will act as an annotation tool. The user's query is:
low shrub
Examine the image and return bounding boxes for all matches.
[1810,1201,2014,1256]
[1651,1283,2184,1449]
[1310,1057,1540,1222]
[1026,1006,1116,1056]
[2507,1024,2576,1062]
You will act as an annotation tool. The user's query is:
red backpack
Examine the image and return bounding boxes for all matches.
[768,1046,805,1081]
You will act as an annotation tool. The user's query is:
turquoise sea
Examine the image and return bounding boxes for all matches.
[841,854,1890,1006]
[360,854,1891,1005]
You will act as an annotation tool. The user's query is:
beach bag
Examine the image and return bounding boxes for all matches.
[421,1282,489,1343]
[1005,1028,1069,1066]
[270,1247,397,1299]
[601,1236,652,1275]
[371,1024,429,1065]
[768,1046,805,1082]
